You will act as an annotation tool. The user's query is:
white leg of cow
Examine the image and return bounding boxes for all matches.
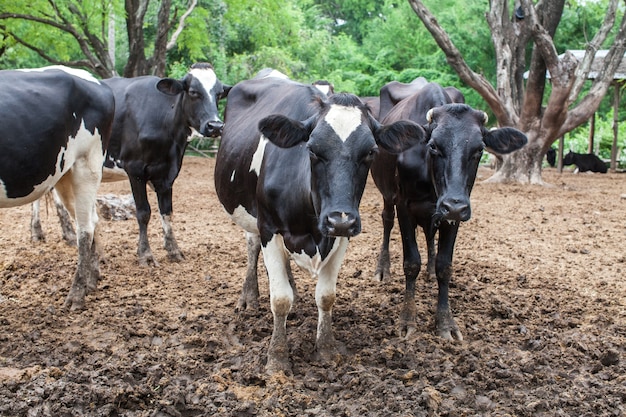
[161,214,184,262]
[56,156,102,311]
[314,238,349,362]
[31,199,44,242]
[262,234,294,374]
[52,188,77,246]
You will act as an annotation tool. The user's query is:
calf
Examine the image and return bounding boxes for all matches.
[215,77,422,373]
[102,63,231,265]
[370,82,527,340]
[563,151,607,173]
[0,66,114,310]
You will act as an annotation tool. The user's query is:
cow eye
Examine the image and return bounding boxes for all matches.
[364,146,379,162]
[428,142,439,156]
[308,148,325,163]
[188,90,201,99]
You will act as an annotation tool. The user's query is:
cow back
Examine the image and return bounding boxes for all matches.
[0,68,114,205]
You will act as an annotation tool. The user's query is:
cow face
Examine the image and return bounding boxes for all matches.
[426,104,527,226]
[260,93,423,238]
[156,63,231,138]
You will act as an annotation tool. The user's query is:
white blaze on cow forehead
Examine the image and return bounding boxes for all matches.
[190,67,218,101]
[249,135,269,176]
[18,66,101,84]
[324,105,363,142]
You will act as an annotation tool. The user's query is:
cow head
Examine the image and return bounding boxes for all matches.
[424,104,527,226]
[156,63,231,138]
[259,93,423,238]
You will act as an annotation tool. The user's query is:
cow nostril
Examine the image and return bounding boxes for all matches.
[326,212,358,236]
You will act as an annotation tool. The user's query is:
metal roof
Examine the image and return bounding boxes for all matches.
[524,49,626,80]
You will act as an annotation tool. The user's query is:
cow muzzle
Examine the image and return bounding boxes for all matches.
[436,196,471,225]
[323,211,360,237]
[203,120,224,138]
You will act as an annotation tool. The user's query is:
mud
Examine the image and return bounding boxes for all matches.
[1,156,624,416]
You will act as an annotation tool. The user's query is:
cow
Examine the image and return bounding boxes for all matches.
[563,151,608,173]
[370,81,527,341]
[0,65,115,310]
[378,77,464,121]
[101,63,231,266]
[214,77,422,373]
[360,96,381,120]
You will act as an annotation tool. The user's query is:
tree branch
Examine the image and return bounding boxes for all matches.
[166,0,197,50]
[407,0,513,125]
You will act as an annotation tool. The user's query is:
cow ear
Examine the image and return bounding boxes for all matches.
[483,127,528,154]
[156,78,185,96]
[219,84,232,100]
[259,114,314,148]
[374,119,425,154]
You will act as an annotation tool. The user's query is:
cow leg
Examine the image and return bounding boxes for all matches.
[155,186,184,262]
[31,199,45,242]
[396,204,421,339]
[237,232,297,312]
[128,177,156,266]
[435,223,463,341]
[373,199,395,282]
[237,232,261,311]
[314,238,349,363]
[56,165,101,311]
[423,224,437,281]
[262,234,294,374]
[52,188,77,246]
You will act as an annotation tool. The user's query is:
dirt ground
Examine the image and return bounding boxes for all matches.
[0,156,624,417]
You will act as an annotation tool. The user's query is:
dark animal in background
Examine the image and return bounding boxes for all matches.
[546,148,556,167]
[370,81,528,340]
[0,66,115,310]
[563,151,608,173]
[102,63,231,266]
[214,76,422,373]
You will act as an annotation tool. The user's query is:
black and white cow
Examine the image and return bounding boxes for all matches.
[101,63,231,265]
[0,66,115,310]
[563,151,608,173]
[215,77,422,373]
[370,82,527,340]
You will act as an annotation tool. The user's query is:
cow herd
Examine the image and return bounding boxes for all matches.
[0,64,528,373]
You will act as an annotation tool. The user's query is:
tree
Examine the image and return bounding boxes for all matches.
[0,0,199,77]
[407,0,626,184]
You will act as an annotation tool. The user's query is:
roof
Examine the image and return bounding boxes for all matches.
[524,49,626,80]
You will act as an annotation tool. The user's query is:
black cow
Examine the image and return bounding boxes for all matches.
[563,151,608,173]
[215,77,421,373]
[0,66,115,310]
[101,63,231,265]
[546,148,557,167]
[378,77,464,121]
[370,82,527,340]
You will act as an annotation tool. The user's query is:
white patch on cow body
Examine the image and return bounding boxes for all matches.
[263,234,294,316]
[190,67,217,104]
[324,105,362,142]
[249,135,269,176]
[290,237,349,278]
[264,70,289,79]
[230,170,236,182]
[314,84,331,95]
[231,205,259,234]
[18,66,101,84]
[0,120,102,207]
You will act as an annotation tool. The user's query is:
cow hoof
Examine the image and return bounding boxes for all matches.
[167,251,185,263]
[266,357,292,375]
[139,255,158,267]
[436,312,463,341]
[63,296,86,311]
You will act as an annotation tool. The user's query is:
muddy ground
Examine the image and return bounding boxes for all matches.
[0,156,624,416]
